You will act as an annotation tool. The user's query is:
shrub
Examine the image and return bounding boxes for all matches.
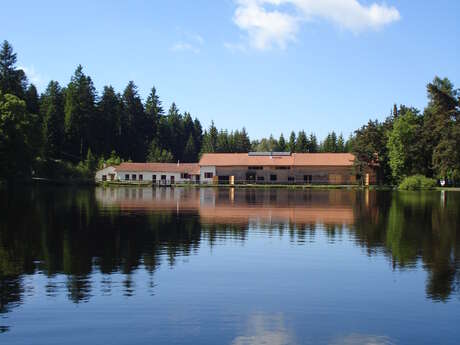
[398,175,437,190]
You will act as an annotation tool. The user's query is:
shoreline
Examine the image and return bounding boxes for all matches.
[2,179,459,192]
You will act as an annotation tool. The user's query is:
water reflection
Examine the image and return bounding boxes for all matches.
[328,333,395,345]
[231,313,294,345]
[0,186,459,340]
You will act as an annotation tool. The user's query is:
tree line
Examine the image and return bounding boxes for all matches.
[0,39,459,184]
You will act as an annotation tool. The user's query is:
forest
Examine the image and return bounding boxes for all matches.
[0,40,459,185]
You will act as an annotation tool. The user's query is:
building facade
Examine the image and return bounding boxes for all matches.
[198,152,377,185]
[95,162,200,184]
[95,153,377,185]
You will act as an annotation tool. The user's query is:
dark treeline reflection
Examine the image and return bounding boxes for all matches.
[0,187,459,316]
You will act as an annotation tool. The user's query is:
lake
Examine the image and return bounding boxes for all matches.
[0,186,459,345]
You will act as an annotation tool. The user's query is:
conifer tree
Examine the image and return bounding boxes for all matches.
[309,133,318,153]
[145,86,163,144]
[183,134,196,162]
[296,131,308,153]
[0,40,26,98]
[288,131,296,152]
[97,86,122,156]
[64,65,96,161]
[25,84,39,115]
[41,81,65,158]
[278,133,286,151]
[120,81,146,161]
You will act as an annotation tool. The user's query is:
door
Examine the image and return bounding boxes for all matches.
[170,176,175,184]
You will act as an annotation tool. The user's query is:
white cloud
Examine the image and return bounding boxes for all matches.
[171,32,204,54]
[224,41,248,53]
[231,0,401,50]
[171,42,201,54]
[18,65,44,88]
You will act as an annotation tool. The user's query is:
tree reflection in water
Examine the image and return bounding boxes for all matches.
[0,186,459,318]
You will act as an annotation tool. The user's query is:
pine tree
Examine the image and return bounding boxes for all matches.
[331,131,338,152]
[41,81,65,158]
[120,81,146,161]
[240,127,251,152]
[166,102,184,160]
[309,133,318,153]
[64,65,96,161]
[296,131,308,153]
[0,40,27,98]
[192,118,203,154]
[337,133,345,153]
[278,133,286,151]
[25,84,39,115]
[183,134,196,162]
[208,121,218,152]
[97,86,122,156]
[288,131,296,152]
[145,86,163,145]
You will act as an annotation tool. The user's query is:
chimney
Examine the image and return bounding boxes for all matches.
[177,160,180,166]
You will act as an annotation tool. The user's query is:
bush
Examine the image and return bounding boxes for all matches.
[398,175,437,190]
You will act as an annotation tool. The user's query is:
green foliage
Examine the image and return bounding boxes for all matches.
[352,119,392,184]
[278,133,286,151]
[1,40,459,187]
[96,86,122,156]
[0,92,33,178]
[296,130,308,152]
[41,81,65,158]
[387,108,424,182]
[398,175,437,190]
[64,65,96,161]
[201,122,250,154]
[147,141,174,163]
[0,40,26,98]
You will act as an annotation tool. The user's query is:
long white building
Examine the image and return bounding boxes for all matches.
[95,152,377,185]
[95,162,200,184]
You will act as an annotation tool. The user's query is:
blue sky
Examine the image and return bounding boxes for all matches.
[1,0,459,140]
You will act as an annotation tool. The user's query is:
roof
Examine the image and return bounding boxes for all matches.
[116,162,200,174]
[199,153,355,167]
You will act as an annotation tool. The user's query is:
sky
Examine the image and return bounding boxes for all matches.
[1,0,459,140]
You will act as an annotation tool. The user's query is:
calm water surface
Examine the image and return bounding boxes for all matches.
[0,186,459,344]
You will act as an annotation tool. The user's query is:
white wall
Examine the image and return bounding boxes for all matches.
[117,171,193,184]
[200,166,216,184]
[95,166,117,182]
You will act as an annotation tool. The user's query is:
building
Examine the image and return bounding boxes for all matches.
[95,162,200,184]
[95,152,376,185]
[199,152,376,185]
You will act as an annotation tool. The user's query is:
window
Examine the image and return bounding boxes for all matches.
[125,174,129,180]
[102,175,107,181]
[275,166,290,170]
[161,175,166,180]
[139,174,143,181]
[152,175,156,182]
[288,176,295,182]
[248,166,263,170]
[205,172,213,179]
[270,174,277,182]
[257,176,265,181]
[132,174,137,180]
[304,175,312,183]
[181,173,190,179]
[171,176,175,183]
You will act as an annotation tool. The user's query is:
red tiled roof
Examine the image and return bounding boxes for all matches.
[116,162,200,174]
[199,153,355,167]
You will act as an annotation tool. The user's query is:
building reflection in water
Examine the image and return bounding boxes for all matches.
[0,186,459,326]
